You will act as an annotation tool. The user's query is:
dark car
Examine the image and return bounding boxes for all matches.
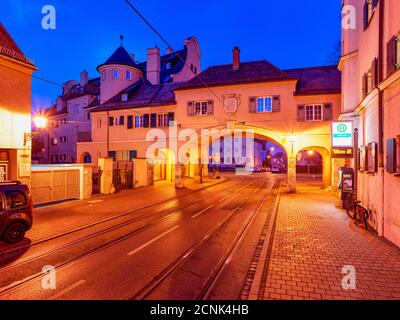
[0,181,33,244]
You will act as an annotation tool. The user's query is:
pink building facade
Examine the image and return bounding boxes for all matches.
[340,0,400,246]
[78,38,341,191]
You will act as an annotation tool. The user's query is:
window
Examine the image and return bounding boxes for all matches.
[5,191,27,209]
[194,101,208,116]
[387,34,400,76]
[109,117,114,126]
[157,114,169,127]
[60,136,67,143]
[126,71,131,80]
[122,93,128,102]
[86,112,90,120]
[135,116,144,128]
[257,97,273,113]
[305,105,323,121]
[51,137,58,145]
[102,70,107,81]
[119,116,124,126]
[113,69,119,79]
[166,62,172,70]
[129,150,137,160]
[363,0,377,30]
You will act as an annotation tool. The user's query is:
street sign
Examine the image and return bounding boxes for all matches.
[331,122,353,148]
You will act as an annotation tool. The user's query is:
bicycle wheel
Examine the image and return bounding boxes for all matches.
[346,194,355,219]
[358,207,369,230]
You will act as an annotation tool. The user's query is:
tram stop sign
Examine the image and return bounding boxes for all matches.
[331,122,353,148]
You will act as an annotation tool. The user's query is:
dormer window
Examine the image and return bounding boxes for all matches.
[122,94,128,102]
[166,62,172,70]
[126,71,131,80]
[113,69,119,79]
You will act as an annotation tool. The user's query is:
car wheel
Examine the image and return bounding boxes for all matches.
[3,222,26,244]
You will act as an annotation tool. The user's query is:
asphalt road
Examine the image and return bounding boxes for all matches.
[0,174,277,300]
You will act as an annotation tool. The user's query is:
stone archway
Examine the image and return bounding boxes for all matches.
[296,146,331,189]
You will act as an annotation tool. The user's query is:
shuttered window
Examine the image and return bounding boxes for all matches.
[387,35,400,76]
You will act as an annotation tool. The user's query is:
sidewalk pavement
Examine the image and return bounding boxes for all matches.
[0,178,225,249]
[259,180,400,300]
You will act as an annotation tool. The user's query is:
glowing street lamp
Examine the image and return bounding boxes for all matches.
[24,113,48,146]
[33,114,47,129]
[307,150,315,156]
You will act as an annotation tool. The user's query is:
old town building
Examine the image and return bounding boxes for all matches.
[0,23,37,185]
[340,0,400,246]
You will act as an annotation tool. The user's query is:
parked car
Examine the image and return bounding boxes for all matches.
[0,181,33,244]
[271,166,283,173]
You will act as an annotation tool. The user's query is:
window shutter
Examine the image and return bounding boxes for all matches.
[371,58,378,87]
[143,114,150,128]
[127,115,133,129]
[207,100,214,115]
[109,117,114,126]
[187,101,194,116]
[396,36,400,70]
[387,36,397,76]
[150,113,157,128]
[323,103,333,121]
[363,1,369,30]
[272,96,281,112]
[249,97,257,113]
[168,112,175,126]
[362,73,368,97]
[386,138,396,173]
[297,105,305,121]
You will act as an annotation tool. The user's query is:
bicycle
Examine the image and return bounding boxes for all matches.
[345,193,370,230]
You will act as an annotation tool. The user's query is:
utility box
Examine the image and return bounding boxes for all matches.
[339,167,354,209]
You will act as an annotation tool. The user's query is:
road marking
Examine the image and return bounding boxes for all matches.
[48,280,86,300]
[191,205,214,219]
[127,225,180,256]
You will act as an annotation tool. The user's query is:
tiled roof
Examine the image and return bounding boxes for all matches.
[176,60,295,90]
[0,23,35,66]
[98,45,187,84]
[90,80,180,113]
[137,48,187,83]
[62,77,100,100]
[284,65,341,95]
[97,46,138,70]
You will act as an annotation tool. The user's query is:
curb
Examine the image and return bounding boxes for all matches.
[247,183,281,300]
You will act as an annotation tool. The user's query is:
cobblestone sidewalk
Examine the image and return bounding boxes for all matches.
[261,181,400,300]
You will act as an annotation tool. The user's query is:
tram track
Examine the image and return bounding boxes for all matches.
[0,177,261,297]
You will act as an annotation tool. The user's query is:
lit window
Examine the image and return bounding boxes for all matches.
[122,94,128,102]
[257,97,272,113]
[194,101,208,116]
[126,71,131,80]
[113,69,119,79]
[157,114,169,127]
[135,116,144,128]
[305,104,323,121]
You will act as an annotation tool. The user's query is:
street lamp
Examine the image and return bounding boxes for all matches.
[24,114,48,146]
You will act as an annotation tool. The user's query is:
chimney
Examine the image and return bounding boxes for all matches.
[146,47,161,85]
[233,47,240,70]
[80,70,88,87]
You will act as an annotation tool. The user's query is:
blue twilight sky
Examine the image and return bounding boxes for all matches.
[0,0,341,111]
